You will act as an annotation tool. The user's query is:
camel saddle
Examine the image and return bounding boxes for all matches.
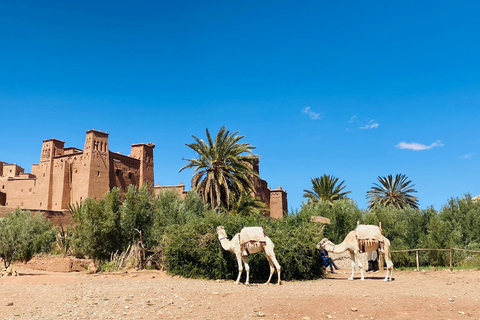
[239,227,266,255]
[355,225,384,253]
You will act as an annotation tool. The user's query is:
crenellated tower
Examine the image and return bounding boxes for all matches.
[130,142,155,189]
[83,129,110,199]
[36,138,65,209]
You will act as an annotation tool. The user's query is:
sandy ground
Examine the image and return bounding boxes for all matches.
[1,266,479,320]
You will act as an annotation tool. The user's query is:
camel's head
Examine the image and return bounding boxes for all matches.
[316,238,329,250]
[216,226,227,238]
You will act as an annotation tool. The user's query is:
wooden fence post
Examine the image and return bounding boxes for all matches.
[449,249,453,271]
[416,250,419,271]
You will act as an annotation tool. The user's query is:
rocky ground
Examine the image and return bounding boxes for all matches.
[1,266,479,320]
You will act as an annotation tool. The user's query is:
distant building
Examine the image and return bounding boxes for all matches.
[0,129,154,211]
[1,129,287,219]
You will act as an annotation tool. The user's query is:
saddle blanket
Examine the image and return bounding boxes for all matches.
[239,227,266,246]
[355,224,383,242]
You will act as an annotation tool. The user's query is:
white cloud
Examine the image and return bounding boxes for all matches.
[396,140,444,151]
[458,153,475,159]
[302,107,323,120]
[348,115,357,123]
[360,120,379,129]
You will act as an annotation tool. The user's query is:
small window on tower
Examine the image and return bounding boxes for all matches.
[97,171,100,176]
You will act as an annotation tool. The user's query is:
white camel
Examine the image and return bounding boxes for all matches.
[216,226,281,285]
[317,225,393,281]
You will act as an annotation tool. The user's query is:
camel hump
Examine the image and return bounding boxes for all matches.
[239,227,266,245]
[355,224,383,242]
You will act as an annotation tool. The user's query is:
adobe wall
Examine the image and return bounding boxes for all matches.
[0,177,37,208]
[2,164,24,177]
[0,207,72,226]
[110,152,141,192]
[154,183,188,199]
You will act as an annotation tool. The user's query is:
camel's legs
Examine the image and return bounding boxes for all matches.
[234,253,243,284]
[271,254,281,285]
[356,253,365,281]
[265,253,281,285]
[384,255,394,281]
[265,255,275,285]
[264,245,281,284]
[242,256,250,285]
[348,251,356,280]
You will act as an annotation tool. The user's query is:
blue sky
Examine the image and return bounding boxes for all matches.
[1,0,479,211]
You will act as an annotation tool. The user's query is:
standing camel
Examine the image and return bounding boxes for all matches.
[216,226,281,285]
[317,225,393,281]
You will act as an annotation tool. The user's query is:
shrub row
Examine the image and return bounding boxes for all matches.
[3,187,479,274]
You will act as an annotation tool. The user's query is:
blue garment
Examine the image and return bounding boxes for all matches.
[320,250,329,267]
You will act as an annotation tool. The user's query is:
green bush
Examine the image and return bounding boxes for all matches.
[69,183,480,273]
[0,208,56,268]
[159,208,325,281]
[71,189,123,261]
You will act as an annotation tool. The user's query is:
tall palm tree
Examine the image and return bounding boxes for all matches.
[179,126,259,210]
[366,174,419,209]
[303,174,351,206]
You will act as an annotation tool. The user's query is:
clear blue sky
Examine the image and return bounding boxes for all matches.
[1,1,479,211]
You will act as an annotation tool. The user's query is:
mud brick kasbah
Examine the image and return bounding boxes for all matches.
[0,129,287,224]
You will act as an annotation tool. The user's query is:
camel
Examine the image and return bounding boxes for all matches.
[216,226,281,285]
[317,225,393,281]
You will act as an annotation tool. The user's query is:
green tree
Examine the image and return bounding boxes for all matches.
[179,126,259,210]
[366,174,419,209]
[0,209,56,268]
[303,175,351,206]
[121,184,155,248]
[71,188,123,261]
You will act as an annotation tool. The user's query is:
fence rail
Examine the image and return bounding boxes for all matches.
[390,248,480,271]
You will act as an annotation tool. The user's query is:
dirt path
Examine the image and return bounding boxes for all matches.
[1,267,479,320]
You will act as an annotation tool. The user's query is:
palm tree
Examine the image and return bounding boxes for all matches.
[366,174,419,209]
[303,174,351,206]
[179,126,259,210]
[229,192,268,216]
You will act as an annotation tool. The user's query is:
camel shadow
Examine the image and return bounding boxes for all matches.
[326,276,395,281]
